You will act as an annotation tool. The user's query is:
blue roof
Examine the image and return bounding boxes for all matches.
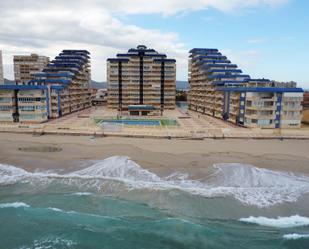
[116,53,167,58]
[128,105,156,110]
[128,48,156,53]
[196,59,232,64]
[43,68,79,74]
[107,58,130,62]
[47,64,81,70]
[216,87,304,93]
[54,59,85,64]
[206,53,223,56]
[0,85,47,90]
[197,55,227,59]
[213,80,246,86]
[248,79,271,82]
[153,59,176,63]
[51,85,66,90]
[56,54,87,59]
[202,64,238,69]
[189,48,219,53]
[208,74,250,79]
[29,79,71,84]
[35,73,74,78]
[62,50,90,54]
[205,69,242,74]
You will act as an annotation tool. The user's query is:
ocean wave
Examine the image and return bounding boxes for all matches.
[19,236,76,249]
[283,233,309,240]
[1,156,309,208]
[0,202,30,208]
[44,206,121,221]
[70,192,93,196]
[239,215,309,228]
[47,207,64,212]
[0,163,30,185]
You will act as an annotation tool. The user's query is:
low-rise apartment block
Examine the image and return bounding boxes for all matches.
[0,85,48,123]
[107,45,176,116]
[188,48,303,128]
[0,50,91,123]
[14,54,50,85]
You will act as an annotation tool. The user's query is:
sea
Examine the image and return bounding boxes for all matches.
[1,156,309,249]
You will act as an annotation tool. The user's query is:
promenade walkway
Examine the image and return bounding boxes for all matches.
[0,106,309,139]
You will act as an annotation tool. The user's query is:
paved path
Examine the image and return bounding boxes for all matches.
[1,106,309,139]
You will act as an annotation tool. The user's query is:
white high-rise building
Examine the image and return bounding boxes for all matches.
[0,51,4,84]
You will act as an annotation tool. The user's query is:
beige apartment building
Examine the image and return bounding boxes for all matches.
[107,45,176,116]
[14,54,50,85]
[0,50,4,84]
[0,50,91,123]
[302,92,309,124]
[189,48,303,128]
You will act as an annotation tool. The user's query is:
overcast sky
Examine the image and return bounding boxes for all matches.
[0,0,308,88]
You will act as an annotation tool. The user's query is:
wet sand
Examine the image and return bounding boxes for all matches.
[0,133,309,177]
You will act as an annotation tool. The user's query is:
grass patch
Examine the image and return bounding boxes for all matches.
[160,119,179,126]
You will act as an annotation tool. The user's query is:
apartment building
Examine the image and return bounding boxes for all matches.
[0,50,4,84]
[188,48,303,128]
[303,92,309,109]
[0,50,91,123]
[32,50,91,118]
[107,45,176,116]
[0,85,48,123]
[302,92,309,124]
[14,54,50,85]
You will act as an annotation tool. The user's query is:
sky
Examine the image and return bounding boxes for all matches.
[0,0,308,88]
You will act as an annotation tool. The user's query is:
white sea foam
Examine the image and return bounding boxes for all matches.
[71,192,93,196]
[0,163,30,185]
[0,202,30,208]
[1,156,309,208]
[47,207,64,212]
[19,236,76,249]
[72,156,161,182]
[239,215,309,228]
[283,233,309,240]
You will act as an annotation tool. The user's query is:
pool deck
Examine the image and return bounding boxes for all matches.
[1,106,309,140]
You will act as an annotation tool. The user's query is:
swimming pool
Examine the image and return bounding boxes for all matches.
[100,119,161,126]
[99,118,179,126]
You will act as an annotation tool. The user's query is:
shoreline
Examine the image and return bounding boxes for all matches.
[0,133,309,177]
[1,130,309,140]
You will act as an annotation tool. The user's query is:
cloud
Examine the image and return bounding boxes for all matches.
[99,0,289,15]
[0,3,187,80]
[222,49,261,75]
[0,1,289,81]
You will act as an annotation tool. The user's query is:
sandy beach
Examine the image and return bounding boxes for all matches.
[0,133,309,177]
[1,133,309,249]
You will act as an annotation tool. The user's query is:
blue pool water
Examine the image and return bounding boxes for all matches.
[100,119,161,126]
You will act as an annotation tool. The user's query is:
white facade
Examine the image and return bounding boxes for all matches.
[0,51,4,84]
